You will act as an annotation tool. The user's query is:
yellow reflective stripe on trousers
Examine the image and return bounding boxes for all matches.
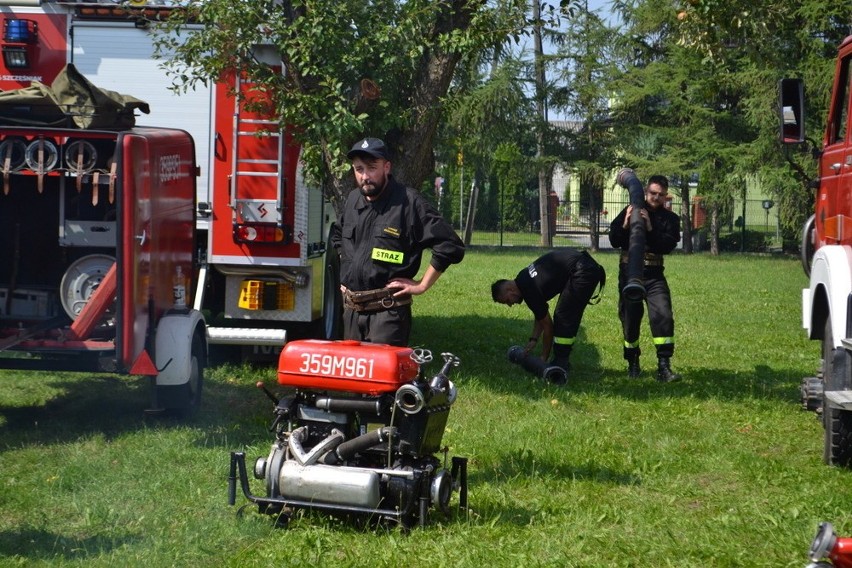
[653,337,674,345]
[554,337,575,345]
[371,248,404,264]
[624,340,640,348]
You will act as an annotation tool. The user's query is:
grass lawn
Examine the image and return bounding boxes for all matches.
[0,249,843,567]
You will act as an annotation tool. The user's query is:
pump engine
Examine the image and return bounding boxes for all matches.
[228,339,468,528]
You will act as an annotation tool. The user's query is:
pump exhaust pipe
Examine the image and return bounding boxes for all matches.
[507,346,567,385]
[616,168,647,302]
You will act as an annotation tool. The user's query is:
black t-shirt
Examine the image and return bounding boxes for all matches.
[515,249,585,320]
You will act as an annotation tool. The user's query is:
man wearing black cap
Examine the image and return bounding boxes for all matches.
[330,137,465,346]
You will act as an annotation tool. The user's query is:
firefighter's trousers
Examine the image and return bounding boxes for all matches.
[617,264,675,358]
[553,254,606,344]
[343,303,412,347]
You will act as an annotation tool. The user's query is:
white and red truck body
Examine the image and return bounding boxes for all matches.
[0,1,339,358]
[781,35,852,465]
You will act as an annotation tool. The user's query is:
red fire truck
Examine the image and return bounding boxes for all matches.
[780,35,852,466]
[0,0,342,361]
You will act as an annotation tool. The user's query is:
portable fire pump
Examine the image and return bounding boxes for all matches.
[228,339,468,528]
[779,35,852,466]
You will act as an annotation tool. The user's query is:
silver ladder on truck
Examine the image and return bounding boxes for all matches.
[202,73,290,348]
[230,73,286,228]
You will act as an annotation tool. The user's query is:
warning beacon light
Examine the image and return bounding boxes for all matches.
[2,18,38,69]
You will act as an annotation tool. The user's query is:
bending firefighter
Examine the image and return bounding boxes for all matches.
[492,249,605,377]
[609,174,682,382]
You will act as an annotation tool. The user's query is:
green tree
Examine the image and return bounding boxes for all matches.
[439,54,538,236]
[493,142,531,231]
[548,0,621,250]
[608,0,792,253]
[651,0,852,239]
[155,0,527,212]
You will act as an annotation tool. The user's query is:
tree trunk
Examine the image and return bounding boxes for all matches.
[679,177,693,254]
[389,0,481,195]
[710,203,720,256]
[324,0,483,215]
[463,177,479,245]
[588,182,600,252]
[532,0,551,247]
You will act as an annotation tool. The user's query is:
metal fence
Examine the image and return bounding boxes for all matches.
[467,196,786,252]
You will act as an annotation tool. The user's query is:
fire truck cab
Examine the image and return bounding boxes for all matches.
[781,35,852,466]
[0,0,341,363]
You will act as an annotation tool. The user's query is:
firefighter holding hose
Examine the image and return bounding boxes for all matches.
[609,172,682,382]
[491,249,605,375]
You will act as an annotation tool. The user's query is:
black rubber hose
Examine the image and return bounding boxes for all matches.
[616,168,647,302]
[507,346,567,384]
[314,396,386,415]
[321,426,397,465]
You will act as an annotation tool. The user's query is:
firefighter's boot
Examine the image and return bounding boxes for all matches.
[549,344,572,377]
[656,357,682,383]
[624,347,641,379]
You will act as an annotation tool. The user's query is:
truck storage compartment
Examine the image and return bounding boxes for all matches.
[0,130,118,336]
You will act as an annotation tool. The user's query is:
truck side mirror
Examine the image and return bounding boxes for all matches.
[779,78,805,144]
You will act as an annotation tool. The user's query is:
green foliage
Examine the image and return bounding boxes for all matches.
[717,228,774,252]
[492,142,531,231]
[154,0,528,209]
[149,0,848,240]
[604,0,851,234]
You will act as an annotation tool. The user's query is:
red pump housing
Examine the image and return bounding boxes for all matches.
[277,339,420,395]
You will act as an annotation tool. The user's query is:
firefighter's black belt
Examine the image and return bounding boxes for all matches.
[620,252,664,267]
[344,287,412,313]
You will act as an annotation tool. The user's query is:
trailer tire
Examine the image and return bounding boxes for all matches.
[822,317,852,465]
[158,331,205,417]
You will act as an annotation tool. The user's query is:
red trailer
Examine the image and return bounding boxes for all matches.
[0,124,206,414]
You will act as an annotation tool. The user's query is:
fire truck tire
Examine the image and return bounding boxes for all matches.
[821,317,852,466]
[801,214,815,278]
[315,235,342,340]
[157,332,205,416]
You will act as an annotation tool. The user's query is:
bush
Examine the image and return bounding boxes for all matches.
[717,229,774,252]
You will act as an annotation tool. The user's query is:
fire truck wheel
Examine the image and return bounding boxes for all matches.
[313,234,342,340]
[157,332,205,416]
[801,214,815,278]
[821,318,852,466]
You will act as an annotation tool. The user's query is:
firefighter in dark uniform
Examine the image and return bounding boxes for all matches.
[609,174,682,382]
[330,137,465,346]
[491,249,606,375]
